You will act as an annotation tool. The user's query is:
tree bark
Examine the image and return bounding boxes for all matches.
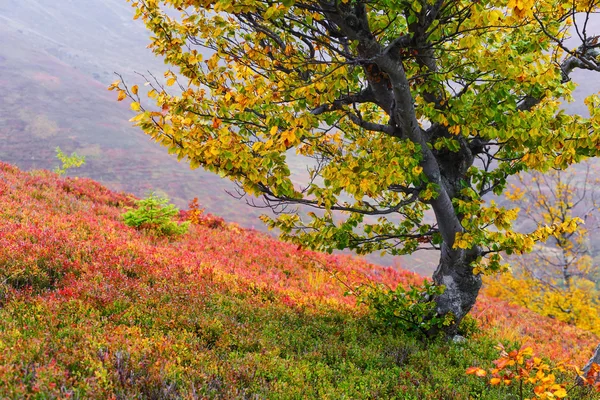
[432,245,482,336]
[577,344,600,385]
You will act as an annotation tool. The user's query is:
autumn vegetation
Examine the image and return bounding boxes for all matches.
[0,162,598,398]
[486,162,600,335]
[5,0,600,397]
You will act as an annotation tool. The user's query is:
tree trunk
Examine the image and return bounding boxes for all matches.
[432,244,482,336]
[577,343,600,385]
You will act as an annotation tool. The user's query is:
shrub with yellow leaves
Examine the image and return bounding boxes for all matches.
[484,272,600,336]
[486,161,600,335]
[467,344,600,399]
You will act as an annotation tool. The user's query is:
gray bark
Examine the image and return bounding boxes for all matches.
[324,2,482,334]
[577,344,600,385]
[432,245,482,336]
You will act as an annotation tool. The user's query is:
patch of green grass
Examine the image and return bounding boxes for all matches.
[0,282,533,399]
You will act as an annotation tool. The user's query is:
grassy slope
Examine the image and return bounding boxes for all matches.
[0,162,598,399]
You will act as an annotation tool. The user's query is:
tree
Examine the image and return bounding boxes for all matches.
[112,0,600,334]
[486,161,600,332]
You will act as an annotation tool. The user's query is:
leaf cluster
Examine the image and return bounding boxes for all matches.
[54,146,85,176]
[467,344,600,399]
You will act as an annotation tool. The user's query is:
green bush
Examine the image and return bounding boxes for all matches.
[122,193,189,237]
[54,146,86,176]
[361,281,452,339]
[457,313,480,338]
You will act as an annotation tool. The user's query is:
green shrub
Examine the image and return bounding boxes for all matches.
[122,193,189,237]
[457,314,480,338]
[361,281,452,339]
[54,146,86,176]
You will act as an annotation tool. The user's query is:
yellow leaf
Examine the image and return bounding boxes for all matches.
[129,113,145,122]
[117,90,127,101]
[107,80,120,91]
[449,125,461,135]
[252,142,262,152]
[466,367,487,377]
[281,130,297,146]
[166,77,177,86]
[488,9,503,24]
[553,388,567,398]
[454,240,468,249]
[131,85,139,95]
[520,347,534,356]
[131,102,141,111]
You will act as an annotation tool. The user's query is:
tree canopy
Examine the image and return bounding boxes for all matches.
[113,0,600,332]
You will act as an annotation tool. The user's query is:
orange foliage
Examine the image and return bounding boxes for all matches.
[186,196,203,225]
[467,343,600,398]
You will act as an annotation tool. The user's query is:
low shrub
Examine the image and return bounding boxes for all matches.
[183,197,226,229]
[361,280,452,339]
[467,344,600,399]
[54,146,86,176]
[122,193,189,237]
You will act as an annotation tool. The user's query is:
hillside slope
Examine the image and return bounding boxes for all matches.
[0,162,598,399]
[0,0,268,228]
